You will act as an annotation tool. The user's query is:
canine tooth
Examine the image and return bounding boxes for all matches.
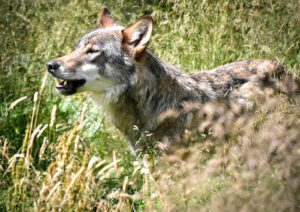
[63,80,67,85]
[56,79,64,85]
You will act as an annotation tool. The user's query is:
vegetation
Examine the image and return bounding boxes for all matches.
[0,0,299,211]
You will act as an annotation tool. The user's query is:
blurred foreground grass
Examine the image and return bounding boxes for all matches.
[0,0,300,211]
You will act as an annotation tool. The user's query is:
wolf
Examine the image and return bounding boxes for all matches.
[46,7,299,155]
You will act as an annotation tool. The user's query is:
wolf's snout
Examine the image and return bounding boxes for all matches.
[46,60,60,73]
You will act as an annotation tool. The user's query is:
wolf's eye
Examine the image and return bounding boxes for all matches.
[86,48,100,54]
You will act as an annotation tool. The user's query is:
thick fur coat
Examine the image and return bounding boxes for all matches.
[47,7,299,155]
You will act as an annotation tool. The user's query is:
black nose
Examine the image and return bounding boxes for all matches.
[46,60,60,72]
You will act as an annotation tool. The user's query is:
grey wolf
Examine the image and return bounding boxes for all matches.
[46,7,299,155]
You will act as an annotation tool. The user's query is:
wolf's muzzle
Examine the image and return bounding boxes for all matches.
[46,60,86,96]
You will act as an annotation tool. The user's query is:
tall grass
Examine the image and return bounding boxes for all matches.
[3,80,149,211]
[155,93,300,211]
[1,0,300,211]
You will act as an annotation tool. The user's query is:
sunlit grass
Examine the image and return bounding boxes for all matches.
[1,0,300,211]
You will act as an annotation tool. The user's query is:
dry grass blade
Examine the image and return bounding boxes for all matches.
[26,124,42,164]
[49,105,57,129]
[64,167,85,194]
[38,137,47,162]
[97,159,122,177]
[37,124,48,139]
[116,176,129,211]
[8,96,27,110]
[46,182,61,201]
[113,150,119,176]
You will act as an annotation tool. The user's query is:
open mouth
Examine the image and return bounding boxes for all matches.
[55,78,86,95]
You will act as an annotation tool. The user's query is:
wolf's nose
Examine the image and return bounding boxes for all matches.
[46,61,60,72]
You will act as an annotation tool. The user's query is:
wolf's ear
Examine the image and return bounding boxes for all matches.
[97,7,115,28]
[122,15,153,56]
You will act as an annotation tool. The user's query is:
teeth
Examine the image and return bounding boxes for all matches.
[56,79,68,86]
[56,79,62,84]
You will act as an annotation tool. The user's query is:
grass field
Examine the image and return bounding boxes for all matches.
[1,0,300,211]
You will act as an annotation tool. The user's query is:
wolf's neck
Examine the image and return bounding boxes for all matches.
[131,52,186,127]
[90,52,188,141]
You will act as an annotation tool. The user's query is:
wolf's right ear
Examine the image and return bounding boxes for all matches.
[97,7,115,28]
[122,16,153,57]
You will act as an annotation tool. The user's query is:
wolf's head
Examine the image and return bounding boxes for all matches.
[46,7,153,100]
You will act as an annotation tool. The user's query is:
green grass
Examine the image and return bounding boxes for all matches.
[0,0,300,211]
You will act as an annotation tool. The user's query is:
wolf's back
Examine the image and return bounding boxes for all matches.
[188,59,299,102]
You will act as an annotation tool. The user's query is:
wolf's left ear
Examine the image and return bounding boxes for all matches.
[97,7,115,28]
[122,15,153,56]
